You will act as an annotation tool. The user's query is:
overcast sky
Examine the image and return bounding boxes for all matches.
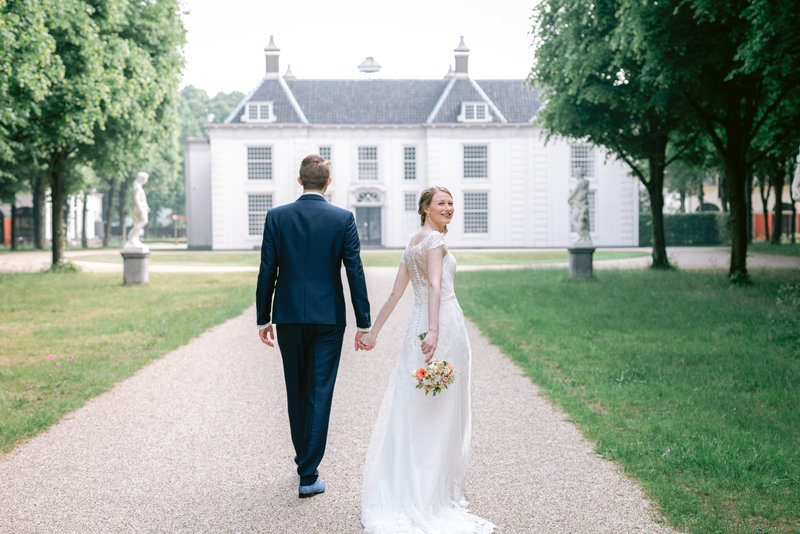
[179,0,537,96]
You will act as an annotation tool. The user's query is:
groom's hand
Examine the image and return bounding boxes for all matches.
[259,325,275,347]
[355,331,374,351]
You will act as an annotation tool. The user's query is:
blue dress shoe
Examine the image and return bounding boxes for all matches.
[298,479,326,498]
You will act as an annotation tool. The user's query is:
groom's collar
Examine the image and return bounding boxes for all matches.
[299,191,325,201]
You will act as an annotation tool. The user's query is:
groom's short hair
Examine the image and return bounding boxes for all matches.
[299,154,330,190]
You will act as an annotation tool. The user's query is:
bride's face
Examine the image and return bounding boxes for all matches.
[425,191,454,228]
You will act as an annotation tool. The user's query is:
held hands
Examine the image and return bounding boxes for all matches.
[356,330,376,351]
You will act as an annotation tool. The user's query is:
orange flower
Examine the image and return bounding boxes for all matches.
[415,367,427,381]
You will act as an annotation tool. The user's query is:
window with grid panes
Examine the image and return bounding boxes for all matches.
[463,145,488,179]
[570,144,594,178]
[247,146,272,180]
[318,146,331,166]
[569,191,596,232]
[404,193,416,212]
[459,102,489,122]
[403,146,416,180]
[358,146,378,180]
[247,194,272,236]
[245,102,274,122]
[463,192,488,234]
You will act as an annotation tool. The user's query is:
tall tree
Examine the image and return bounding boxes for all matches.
[621,0,800,282]
[531,0,694,269]
[88,0,184,246]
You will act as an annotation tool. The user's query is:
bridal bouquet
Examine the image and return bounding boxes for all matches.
[413,333,455,396]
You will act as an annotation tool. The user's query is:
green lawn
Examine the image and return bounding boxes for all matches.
[72,248,648,267]
[748,242,800,258]
[0,271,253,453]
[457,268,800,534]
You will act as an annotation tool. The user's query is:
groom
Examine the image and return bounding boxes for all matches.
[256,154,371,498]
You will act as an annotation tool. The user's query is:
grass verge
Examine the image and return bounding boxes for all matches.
[457,268,800,534]
[71,249,649,267]
[0,271,253,453]
[748,242,800,258]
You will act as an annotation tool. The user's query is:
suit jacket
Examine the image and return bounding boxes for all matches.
[256,193,371,329]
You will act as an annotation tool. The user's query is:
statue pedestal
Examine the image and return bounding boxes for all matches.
[568,247,595,279]
[121,250,150,285]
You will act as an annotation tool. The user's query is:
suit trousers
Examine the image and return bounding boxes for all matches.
[276,324,346,486]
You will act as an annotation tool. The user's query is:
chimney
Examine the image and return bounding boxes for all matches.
[283,64,296,80]
[264,35,280,77]
[454,36,469,77]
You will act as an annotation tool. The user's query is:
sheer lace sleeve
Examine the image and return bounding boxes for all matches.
[426,231,446,252]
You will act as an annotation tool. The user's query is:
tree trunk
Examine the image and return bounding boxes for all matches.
[49,166,65,266]
[719,127,749,283]
[770,161,786,244]
[678,188,686,213]
[103,176,117,247]
[30,174,46,249]
[746,170,753,244]
[792,200,797,244]
[698,178,705,211]
[647,154,671,270]
[719,172,729,212]
[81,190,88,248]
[758,178,771,242]
[117,174,133,244]
[10,201,16,250]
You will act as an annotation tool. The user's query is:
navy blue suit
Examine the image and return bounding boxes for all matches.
[256,193,370,485]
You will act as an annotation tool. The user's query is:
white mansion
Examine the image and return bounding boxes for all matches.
[184,37,638,249]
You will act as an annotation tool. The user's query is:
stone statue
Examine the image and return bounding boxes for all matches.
[792,145,800,201]
[124,172,150,252]
[568,172,592,247]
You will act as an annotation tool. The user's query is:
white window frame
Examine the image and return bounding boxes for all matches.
[242,101,276,123]
[247,146,273,181]
[463,144,488,180]
[358,146,379,181]
[403,146,417,181]
[570,143,595,178]
[403,192,417,212]
[318,146,332,167]
[463,191,489,235]
[247,193,273,236]
[458,102,491,123]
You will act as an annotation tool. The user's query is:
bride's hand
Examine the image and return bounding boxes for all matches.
[420,331,438,362]
[360,331,377,349]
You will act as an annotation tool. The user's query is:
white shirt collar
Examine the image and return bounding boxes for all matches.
[302,191,325,198]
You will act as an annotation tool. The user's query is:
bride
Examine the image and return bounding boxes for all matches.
[359,186,495,534]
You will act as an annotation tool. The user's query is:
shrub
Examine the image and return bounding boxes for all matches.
[639,213,731,246]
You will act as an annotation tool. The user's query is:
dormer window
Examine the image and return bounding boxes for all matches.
[243,101,276,123]
[458,102,491,123]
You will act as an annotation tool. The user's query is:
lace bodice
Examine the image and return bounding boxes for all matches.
[401,231,457,303]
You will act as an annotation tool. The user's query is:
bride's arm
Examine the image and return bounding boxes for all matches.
[420,246,444,362]
[359,263,410,347]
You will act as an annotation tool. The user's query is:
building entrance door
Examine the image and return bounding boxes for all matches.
[356,207,381,247]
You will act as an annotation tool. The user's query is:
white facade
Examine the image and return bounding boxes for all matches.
[185,38,638,250]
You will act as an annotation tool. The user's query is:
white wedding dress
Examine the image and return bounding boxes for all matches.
[361,231,495,534]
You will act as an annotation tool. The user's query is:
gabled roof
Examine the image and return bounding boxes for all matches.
[225,78,540,125]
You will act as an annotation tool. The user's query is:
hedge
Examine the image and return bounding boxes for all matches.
[639,212,731,246]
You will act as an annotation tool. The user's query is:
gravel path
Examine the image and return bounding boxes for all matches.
[0,267,680,533]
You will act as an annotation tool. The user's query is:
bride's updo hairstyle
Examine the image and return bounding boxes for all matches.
[418,186,453,234]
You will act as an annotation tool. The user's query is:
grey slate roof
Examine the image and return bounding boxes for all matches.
[226,78,540,125]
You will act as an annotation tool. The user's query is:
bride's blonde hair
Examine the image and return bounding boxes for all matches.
[418,186,452,234]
